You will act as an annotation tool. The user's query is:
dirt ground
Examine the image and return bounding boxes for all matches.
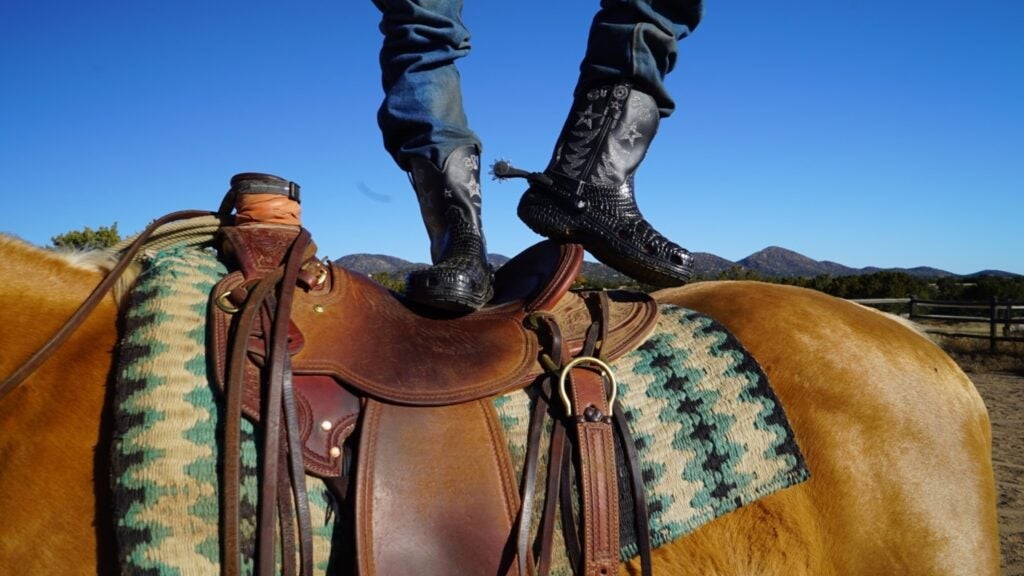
[970,372,1024,575]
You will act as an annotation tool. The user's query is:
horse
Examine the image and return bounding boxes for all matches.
[0,233,1001,575]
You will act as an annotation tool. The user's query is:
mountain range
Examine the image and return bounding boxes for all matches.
[336,246,1019,282]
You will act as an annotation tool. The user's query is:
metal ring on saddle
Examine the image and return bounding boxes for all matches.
[558,356,617,416]
[215,290,240,314]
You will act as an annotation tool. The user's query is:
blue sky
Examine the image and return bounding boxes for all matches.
[2,1,1021,275]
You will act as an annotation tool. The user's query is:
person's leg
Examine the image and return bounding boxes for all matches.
[374,0,480,169]
[373,0,492,311]
[513,0,703,287]
[577,0,702,117]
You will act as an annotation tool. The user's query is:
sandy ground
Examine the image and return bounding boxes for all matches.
[970,372,1024,575]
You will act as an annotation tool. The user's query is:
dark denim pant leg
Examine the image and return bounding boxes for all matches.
[373,0,480,170]
[578,0,703,117]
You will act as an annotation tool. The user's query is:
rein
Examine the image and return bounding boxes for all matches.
[0,209,222,403]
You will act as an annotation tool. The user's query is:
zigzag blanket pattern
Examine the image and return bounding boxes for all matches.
[110,248,338,574]
[111,247,808,574]
[493,306,810,572]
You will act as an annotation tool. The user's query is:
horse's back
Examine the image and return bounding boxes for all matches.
[641,280,1000,576]
[0,236,1000,575]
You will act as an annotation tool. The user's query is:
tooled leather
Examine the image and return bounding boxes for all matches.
[289,266,537,405]
[213,266,657,406]
[209,238,658,477]
[211,272,358,477]
[570,369,620,576]
[221,225,303,275]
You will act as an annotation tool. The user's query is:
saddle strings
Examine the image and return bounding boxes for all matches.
[223,268,283,576]
[521,300,604,576]
[258,228,315,576]
[221,229,316,576]
[518,311,563,576]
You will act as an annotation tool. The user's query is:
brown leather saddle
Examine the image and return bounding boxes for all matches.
[207,176,658,576]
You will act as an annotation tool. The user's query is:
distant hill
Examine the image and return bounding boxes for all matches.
[738,246,859,278]
[334,254,424,276]
[691,252,738,277]
[580,261,632,286]
[966,269,1022,279]
[860,265,957,278]
[336,247,1019,281]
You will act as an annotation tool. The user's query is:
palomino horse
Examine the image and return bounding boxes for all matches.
[0,234,1000,575]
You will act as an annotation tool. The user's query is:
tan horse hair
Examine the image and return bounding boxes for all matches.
[0,234,138,303]
[0,237,1001,575]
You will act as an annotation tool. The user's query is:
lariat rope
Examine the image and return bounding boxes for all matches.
[110,213,226,257]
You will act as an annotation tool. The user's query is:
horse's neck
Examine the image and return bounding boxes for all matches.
[0,235,110,296]
[0,236,115,368]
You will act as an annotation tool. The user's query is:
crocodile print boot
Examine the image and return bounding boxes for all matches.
[516,83,693,286]
[406,144,494,312]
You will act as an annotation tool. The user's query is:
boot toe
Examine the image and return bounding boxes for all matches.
[405,264,494,312]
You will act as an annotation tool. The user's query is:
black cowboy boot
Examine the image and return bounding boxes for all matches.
[509,83,693,287]
[406,144,494,312]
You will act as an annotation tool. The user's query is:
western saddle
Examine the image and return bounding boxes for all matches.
[0,172,659,576]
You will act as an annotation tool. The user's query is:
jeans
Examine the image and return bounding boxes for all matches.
[373,0,703,170]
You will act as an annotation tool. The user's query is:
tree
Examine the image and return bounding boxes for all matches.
[371,272,407,293]
[50,223,121,250]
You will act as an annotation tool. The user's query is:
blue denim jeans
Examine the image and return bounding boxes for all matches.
[373,0,703,170]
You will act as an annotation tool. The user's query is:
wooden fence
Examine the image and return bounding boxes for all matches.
[852,297,1024,352]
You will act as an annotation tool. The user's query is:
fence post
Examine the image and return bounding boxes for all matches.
[989,297,998,353]
[909,295,916,320]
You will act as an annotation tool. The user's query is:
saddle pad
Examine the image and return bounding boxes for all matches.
[493,304,811,571]
[110,247,809,575]
[110,248,340,574]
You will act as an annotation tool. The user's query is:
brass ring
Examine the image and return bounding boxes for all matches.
[557,356,617,416]
[215,290,240,314]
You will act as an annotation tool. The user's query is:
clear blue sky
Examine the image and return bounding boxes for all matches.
[2,1,1021,275]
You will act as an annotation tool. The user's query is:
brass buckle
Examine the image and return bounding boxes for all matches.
[557,356,617,415]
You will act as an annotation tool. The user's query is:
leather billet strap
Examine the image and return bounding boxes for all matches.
[521,292,653,576]
[564,363,620,576]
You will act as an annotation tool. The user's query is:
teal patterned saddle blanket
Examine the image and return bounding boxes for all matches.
[111,247,809,574]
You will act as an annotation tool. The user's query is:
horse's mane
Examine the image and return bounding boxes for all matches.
[0,234,138,304]
[0,233,117,271]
